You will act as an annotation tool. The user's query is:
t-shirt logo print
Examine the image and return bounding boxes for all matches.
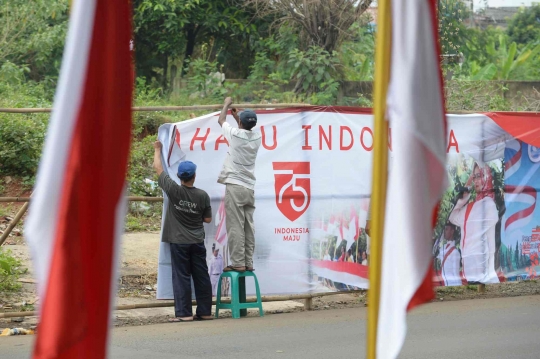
[273,162,311,221]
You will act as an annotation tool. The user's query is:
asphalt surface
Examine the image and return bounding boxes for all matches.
[2,295,539,358]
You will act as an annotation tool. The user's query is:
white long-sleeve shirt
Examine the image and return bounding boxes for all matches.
[437,240,462,286]
[209,254,224,275]
[449,194,499,283]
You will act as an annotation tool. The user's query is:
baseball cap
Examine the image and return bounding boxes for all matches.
[177,161,197,179]
[239,110,257,126]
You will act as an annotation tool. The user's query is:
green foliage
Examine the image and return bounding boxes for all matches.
[288,46,340,102]
[0,248,22,292]
[467,35,540,80]
[438,0,470,55]
[507,4,540,46]
[0,77,50,177]
[134,0,262,87]
[339,23,375,81]
[235,24,342,105]
[128,135,161,197]
[0,115,47,176]
[462,26,506,65]
[183,58,229,100]
[0,0,68,88]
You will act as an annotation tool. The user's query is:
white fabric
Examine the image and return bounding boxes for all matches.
[209,254,224,275]
[437,241,462,286]
[217,122,262,189]
[25,0,97,300]
[377,0,447,357]
[450,195,500,283]
[209,254,223,296]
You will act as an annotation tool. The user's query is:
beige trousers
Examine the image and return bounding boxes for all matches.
[225,184,256,267]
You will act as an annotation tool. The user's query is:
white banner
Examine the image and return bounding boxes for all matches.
[155,107,540,298]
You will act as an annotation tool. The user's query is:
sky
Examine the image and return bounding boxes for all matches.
[371,0,538,9]
[473,0,538,9]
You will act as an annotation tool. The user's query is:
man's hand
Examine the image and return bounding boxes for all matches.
[231,107,240,126]
[218,97,233,127]
[153,140,164,175]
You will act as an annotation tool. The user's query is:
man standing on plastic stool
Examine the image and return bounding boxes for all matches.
[217,97,262,272]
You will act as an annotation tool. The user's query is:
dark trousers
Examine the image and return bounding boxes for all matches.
[170,242,212,317]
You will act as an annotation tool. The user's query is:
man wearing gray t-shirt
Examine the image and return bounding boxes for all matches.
[153,141,213,322]
[217,97,262,272]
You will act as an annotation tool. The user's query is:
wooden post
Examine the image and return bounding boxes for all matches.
[0,103,312,114]
[478,284,486,293]
[0,202,29,246]
[304,297,313,311]
[0,290,367,319]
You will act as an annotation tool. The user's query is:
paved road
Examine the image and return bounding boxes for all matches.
[2,295,539,358]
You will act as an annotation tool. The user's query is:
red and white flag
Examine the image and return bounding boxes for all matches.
[376,0,446,356]
[338,213,348,242]
[25,1,132,358]
[346,206,359,251]
[214,199,228,245]
[327,214,336,236]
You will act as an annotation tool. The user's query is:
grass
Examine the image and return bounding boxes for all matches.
[0,204,14,217]
[125,213,161,232]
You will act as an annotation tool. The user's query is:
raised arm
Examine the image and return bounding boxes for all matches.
[231,108,240,127]
[153,141,164,175]
[218,97,233,127]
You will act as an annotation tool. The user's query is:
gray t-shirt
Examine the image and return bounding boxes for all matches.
[158,172,212,244]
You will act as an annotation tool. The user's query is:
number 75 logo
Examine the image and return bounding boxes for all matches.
[272,162,311,221]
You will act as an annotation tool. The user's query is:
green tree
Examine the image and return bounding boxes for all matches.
[467,35,540,80]
[246,0,372,93]
[133,0,261,88]
[438,0,470,56]
[507,4,540,46]
[0,0,69,85]
[515,242,520,270]
[339,21,375,81]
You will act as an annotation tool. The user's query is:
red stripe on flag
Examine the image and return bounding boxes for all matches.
[312,260,369,278]
[407,165,441,311]
[33,1,132,358]
[407,263,435,311]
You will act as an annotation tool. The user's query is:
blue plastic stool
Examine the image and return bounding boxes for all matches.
[215,270,264,319]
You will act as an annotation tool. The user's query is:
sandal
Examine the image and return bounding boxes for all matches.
[223,265,246,272]
[194,315,214,321]
[168,317,193,323]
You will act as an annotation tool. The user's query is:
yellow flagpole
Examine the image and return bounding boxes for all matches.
[366,0,392,356]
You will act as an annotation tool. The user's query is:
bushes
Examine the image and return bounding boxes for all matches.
[128,135,161,197]
[0,248,23,292]
[0,114,47,176]
[0,72,51,177]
